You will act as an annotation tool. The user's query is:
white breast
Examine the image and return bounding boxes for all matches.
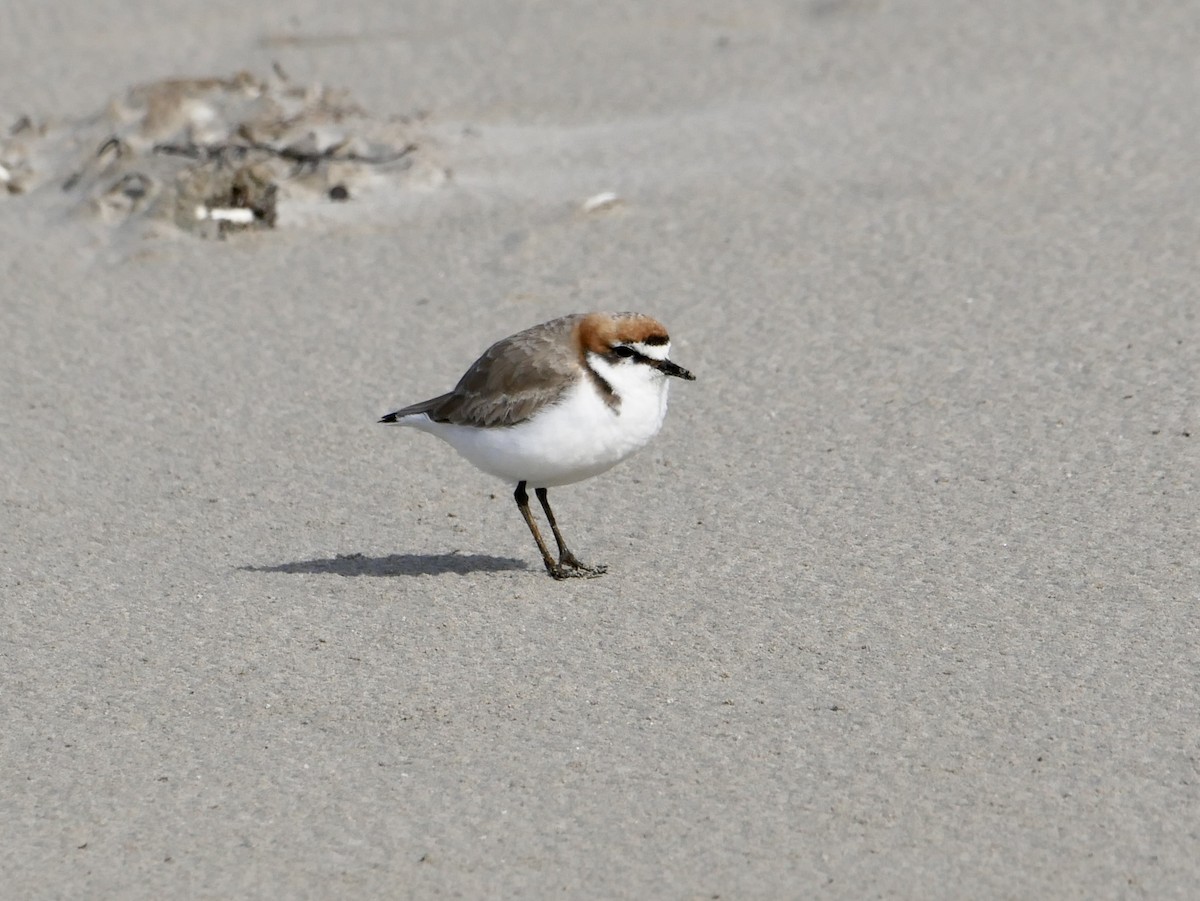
[409,357,673,488]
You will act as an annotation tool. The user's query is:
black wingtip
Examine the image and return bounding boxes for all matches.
[379,413,398,424]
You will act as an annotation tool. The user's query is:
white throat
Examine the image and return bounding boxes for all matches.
[585,349,672,418]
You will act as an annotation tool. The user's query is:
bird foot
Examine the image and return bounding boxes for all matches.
[547,554,607,579]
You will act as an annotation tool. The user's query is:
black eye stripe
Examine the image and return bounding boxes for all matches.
[612,345,654,363]
[609,345,664,368]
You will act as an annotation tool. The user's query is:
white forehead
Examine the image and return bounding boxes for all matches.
[629,340,670,361]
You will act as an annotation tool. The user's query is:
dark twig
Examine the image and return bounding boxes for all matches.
[153,139,416,169]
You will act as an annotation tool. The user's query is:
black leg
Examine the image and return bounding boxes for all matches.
[514,481,559,576]
[536,487,607,576]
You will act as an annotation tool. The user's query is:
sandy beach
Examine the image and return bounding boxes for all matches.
[2,1,1198,897]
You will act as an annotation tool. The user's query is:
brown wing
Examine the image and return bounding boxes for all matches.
[397,315,585,428]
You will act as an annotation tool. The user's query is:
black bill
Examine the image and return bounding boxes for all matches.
[657,358,696,381]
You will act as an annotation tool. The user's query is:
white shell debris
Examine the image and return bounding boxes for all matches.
[581,191,621,213]
[195,205,256,224]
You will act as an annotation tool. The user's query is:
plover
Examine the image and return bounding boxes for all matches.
[380,312,695,578]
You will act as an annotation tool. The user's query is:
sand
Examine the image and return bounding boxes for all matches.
[2,1,1198,897]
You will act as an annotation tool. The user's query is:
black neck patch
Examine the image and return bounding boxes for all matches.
[584,361,621,411]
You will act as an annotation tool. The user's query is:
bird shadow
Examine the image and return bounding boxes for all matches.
[241,551,531,577]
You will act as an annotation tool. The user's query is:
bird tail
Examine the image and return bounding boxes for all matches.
[379,392,454,425]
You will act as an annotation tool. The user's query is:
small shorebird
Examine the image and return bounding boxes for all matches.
[380,312,695,578]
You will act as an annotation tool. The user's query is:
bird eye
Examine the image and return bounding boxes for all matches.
[613,345,636,358]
